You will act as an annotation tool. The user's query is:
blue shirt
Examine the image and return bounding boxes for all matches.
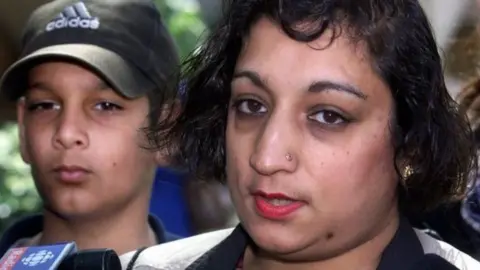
[149,167,192,237]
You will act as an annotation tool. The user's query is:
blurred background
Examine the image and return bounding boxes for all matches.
[0,0,480,236]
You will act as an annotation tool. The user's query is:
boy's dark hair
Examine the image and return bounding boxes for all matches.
[158,0,477,214]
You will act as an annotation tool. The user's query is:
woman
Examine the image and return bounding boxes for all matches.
[123,0,480,269]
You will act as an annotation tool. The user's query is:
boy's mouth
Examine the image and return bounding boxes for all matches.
[53,165,91,183]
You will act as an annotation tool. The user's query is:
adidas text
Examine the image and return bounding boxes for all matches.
[46,17,100,31]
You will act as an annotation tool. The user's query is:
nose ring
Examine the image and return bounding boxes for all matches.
[285,153,293,161]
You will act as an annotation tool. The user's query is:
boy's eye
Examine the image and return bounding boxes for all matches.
[27,102,60,111]
[94,102,123,111]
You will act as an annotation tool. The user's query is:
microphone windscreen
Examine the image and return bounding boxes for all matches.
[57,249,121,270]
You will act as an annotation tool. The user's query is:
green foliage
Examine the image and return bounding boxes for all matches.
[0,123,39,232]
[0,1,206,233]
[155,0,207,60]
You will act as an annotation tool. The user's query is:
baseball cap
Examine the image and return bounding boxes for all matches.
[0,0,180,100]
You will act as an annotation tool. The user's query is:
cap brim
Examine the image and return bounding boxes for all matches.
[0,44,154,100]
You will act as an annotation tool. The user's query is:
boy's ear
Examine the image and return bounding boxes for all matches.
[17,98,31,164]
[154,149,169,166]
[160,98,182,123]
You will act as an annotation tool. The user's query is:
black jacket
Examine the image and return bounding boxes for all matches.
[410,202,480,259]
[119,217,480,269]
[184,218,456,270]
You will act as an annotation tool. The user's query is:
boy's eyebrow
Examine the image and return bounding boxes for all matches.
[28,80,112,92]
[28,81,53,91]
[96,80,112,91]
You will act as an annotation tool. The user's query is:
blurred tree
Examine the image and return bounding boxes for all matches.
[0,0,207,233]
[155,0,207,59]
[0,123,39,232]
[196,0,222,28]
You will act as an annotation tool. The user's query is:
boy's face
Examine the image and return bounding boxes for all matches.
[17,61,160,219]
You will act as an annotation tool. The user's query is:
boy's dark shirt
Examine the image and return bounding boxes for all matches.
[0,214,179,256]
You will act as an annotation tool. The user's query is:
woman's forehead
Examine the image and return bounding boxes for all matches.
[234,19,387,101]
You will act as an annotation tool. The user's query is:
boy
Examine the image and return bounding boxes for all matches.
[0,0,180,256]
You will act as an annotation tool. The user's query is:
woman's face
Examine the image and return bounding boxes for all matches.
[226,18,400,261]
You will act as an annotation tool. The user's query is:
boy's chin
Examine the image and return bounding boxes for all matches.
[43,200,105,220]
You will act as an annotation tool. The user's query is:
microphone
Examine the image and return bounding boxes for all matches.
[0,242,121,270]
[0,242,76,270]
[410,254,459,270]
[57,249,121,270]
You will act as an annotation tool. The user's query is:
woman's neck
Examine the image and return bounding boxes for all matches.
[243,213,400,270]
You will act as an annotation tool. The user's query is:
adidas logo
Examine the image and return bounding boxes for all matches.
[45,2,100,32]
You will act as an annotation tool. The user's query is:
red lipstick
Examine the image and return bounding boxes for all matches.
[253,191,305,220]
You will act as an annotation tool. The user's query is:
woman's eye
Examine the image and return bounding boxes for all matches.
[27,102,60,111]
[235,99,267,115]
[94,102,123,111]
[309,110,346,125]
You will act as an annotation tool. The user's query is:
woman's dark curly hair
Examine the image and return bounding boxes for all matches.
[160,0,477,214]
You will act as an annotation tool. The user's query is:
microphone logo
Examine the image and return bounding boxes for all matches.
[0,242,76,270]
[0,248,27,269]
[20,250,55,267]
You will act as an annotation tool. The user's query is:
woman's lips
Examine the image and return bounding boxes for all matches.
[252,191,306,220]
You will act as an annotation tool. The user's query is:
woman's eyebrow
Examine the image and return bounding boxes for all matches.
[233,70,367,100]
[307,80,368,100]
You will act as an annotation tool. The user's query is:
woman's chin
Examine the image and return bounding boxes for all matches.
[248,225,311,256]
